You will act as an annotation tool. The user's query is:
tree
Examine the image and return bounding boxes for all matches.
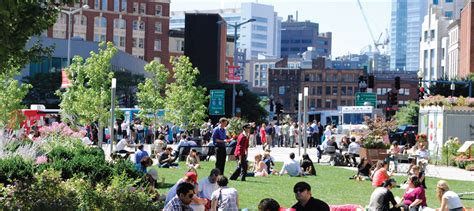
[57,42,117,144]
[164,56,208,130]
[0,69,31,130]
[22,72,62,108]
[393,101,419,126]
[136,61,169,138]
[0,0,74,72]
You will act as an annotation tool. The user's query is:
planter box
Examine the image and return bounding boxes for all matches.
[359,147,388,164]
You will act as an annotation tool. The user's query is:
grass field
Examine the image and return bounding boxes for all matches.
[156,161,474,209]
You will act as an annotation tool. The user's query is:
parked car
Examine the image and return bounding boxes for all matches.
[389,125,418,146]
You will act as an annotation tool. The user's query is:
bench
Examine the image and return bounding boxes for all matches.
[177,146,235,161]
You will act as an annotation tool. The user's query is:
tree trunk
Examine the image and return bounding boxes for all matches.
[98,124,104,147]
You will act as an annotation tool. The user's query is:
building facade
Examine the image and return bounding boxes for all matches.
[419,6,450,81]
[429,0,466,20]
[49,0,170,65]
[171,2,281,59]
[280,16,332,58]
[390,0,427,72]
[460,1,474,78]
[447,20,460,79]
[373,71,420,108]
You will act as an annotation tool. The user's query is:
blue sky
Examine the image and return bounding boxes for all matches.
[171,0,392,57]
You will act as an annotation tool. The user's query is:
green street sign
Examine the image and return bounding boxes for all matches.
[355,92,377,106]
[209,90,225,115]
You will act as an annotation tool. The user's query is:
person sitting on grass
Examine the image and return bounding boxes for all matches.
[372,160,394,187]
[258,198,281,211]
[165,172,207,208]
[292,181,330,211]
[300,154,316,176]
[211,175,239,211]
[263,149,276,174]
[280,153,302,177]
[136,156,153,173]
[163,182,195,211]
[411,165,427,189]
[436,180,463,211]
[114,135,133,159]
[186,149,201,169]
[368,178,400,211]
[400,176,427,211]
[253,154,269,177]
[159,147,178,168]
[345,137,360,167]
[349,157,372,180]
[152,134,167,158]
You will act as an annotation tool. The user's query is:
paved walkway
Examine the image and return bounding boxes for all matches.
[101,144,474,181]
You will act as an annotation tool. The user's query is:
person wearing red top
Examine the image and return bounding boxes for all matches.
[230,123,251,181]
[260,123,267,150]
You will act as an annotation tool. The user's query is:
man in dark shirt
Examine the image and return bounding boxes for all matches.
[292,182,330,211]
[212,118,228,175]
[159,147,178,168]
[368,178,399,211]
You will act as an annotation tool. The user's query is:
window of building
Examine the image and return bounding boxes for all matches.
[138,38,144,48]
[302,39,312,44]
[445,11,453,18]
[113,19,126,29]
[445,0,453,2]
[252,25,267,31]
[332,99,337,108]
[154,39,161,51]
[433,0,438,5]
[317,99,322,108]
[94,34,106,42]
[74,15,87,25]
[155,22,162,33]
[133,2,138,13]
[138,56,144,60]
[424,31,428,41]
[121,0,127,11]
[281,40,289,44]
[252,42,267,48]
[254,80,259,86]
[133,20,145,31]
[113,36,125,47]
[101,0,107,10]
[325,100,331,108]
[304,74,310,82]
[114,0,119,11]
[94,16,106,28]
[430,29,435,40]
[139,3,146,14]
[290,47,299,51]
[155,5,162,16]
[317,86,322,95]
[291,39,301,44]
[332,86,337,96]
[340,100,346,106]
[94,0,99,9]
[341,87,346,96]
[348,87,353,95]
[377,88,382,95]
[325,86,331,95]
[281,47,288,52]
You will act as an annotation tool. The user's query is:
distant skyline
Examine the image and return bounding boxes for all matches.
[171,0,392,57]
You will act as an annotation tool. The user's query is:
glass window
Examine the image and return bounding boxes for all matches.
[114,19,126,29]
[121,0,127,11]
[343,113,372,124]
[317,86,322,95]
[155,5,162,16]
[74,15,87,25]
[133,2,138,13]
[101,0,107,10]
[332,86,338,96]
[430,29,435,40]
[325,86,331,95]
[445,0,452,2]
[139,21,145,31]
[332,100,337,108]
[405,88,410,96]
[139,38,144,48]
[445,11,453,18]
[424,31,428,42]
[325,100,331,108]
[114,0,119,11]
[377,88,382,95]
[348,87,353,95]
[155,22,162,33]
[139,3,146,14]
[317,99,322,108]
[133,20,138,30]
[94,0,99,9]
[341,87,346,96]
[154,39,161,51]
[433,0,438,5]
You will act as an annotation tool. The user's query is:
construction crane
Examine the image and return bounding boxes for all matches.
[356,0,389,53]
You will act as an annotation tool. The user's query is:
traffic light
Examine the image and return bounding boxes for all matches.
[368,75,375,89]
[387,91,398,106]
[395,76,401,90]
[358,75,364,84]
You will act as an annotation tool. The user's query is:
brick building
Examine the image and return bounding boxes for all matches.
[372,71,420,108]
[460,0,474,78]
[48,0,170,66]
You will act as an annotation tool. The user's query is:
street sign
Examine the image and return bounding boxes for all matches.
[355,92,377,107]
[225,66,241,84]
[209,89,225,115]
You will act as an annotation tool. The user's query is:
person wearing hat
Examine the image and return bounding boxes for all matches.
[368,178,400,211]
[212,117,229,175]
[292,181,329,211]
[165,171,207,208]
[229,123,251,181]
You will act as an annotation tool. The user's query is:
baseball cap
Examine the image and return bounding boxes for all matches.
[185,172,198,183]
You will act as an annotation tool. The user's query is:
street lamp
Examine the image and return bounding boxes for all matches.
[450,81,455,97]
[303,87,308,154]
[109,78,116,152]
[60,4,90,66]
[298,93,302,156]
[417,69,424,100]
[218,18,256,116]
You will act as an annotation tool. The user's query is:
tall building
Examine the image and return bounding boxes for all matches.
[430,0,466,20]
[419,6,450,81]
[171,2,281,59]
[460,0,474,78]
[447,20,460,79]
[48,0,170,65]
[280,15,332,58]
[390,0,427,72]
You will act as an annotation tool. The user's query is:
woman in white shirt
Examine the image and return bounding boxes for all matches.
[436,180,463,211]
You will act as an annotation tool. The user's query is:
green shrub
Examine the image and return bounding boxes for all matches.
[441,138,461,166]
[4,139,33,152]
[111,159,143,180]
[0,156,34,185]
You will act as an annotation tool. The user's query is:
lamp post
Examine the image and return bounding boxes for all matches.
[60,4,89,66]
[298,93,302,156]
[221,18,256,116]
[417,69,424,101]
[110,78,116,155]
[303,87,308,154]
[450,81,455,97]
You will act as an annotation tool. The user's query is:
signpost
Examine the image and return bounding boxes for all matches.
[355,92,377,106]
[209,90,225,115]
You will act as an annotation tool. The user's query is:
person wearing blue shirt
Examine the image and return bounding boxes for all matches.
[212,118,228,175]
[135,144,149,165]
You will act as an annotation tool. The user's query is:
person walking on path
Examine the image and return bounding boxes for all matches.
[212,118,228,175]
[230,123,251,181]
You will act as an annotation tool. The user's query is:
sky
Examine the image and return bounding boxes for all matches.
[170,0,392,58]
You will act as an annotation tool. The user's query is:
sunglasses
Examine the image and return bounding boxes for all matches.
[294,189,307,193]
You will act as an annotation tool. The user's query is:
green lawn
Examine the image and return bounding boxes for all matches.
[156,161,474,209]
